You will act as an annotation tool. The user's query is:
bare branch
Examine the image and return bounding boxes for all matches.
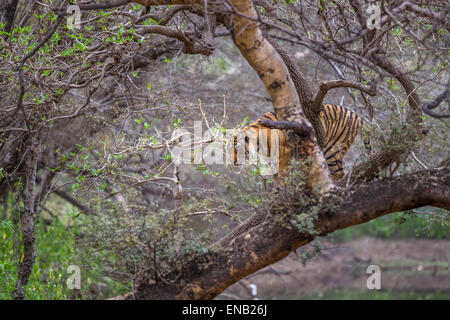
[312,79,378,113]
[53,189,96,216]
[15,14,63,122]
[54,0,200,14]
[137,25,214,55]
[422,82,450,119]
[258,119,310,137]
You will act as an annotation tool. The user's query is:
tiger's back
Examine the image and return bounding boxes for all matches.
[319,104,363,180]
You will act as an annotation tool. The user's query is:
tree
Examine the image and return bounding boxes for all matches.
[0,0,448,299]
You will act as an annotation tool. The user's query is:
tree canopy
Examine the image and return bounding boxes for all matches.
[0,0,448,300]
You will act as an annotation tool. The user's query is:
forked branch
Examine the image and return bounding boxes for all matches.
[312,79,378,113]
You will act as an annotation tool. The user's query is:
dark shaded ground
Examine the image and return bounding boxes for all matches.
[219,237,450,300]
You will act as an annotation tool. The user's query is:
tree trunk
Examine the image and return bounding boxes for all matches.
[224,0,331,191]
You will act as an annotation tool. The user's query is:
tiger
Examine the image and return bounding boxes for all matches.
[229,111,291,178]
[318,104,365,180]
[229,104,367,182]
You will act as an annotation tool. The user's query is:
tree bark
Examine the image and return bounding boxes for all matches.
[108,0,450,301]
[12,134,40,300]
[224,0,332,190]
[111,161,449,299]
[4,0,446,301]
[0,0,19,34]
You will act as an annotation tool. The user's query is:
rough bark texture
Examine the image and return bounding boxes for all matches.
[225,0,331,191]
[111,161,449,299]
[5,0,445,300]
[12,134,40,300]
[263,33,326,146]
[107,0,450,301]
[0,0,19,34]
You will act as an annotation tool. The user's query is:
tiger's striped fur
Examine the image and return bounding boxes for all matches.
[319,104,363,180]
[232,105,365,182]
[231,112,291,176]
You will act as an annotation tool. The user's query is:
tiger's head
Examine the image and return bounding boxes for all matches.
[226,112,285,176]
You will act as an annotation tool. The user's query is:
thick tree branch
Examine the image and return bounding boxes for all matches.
[137,25,214,55]
[392,1,450,30]
[223,0,332,190]
[112,162,449,300]
[262,33,328,147]
[312,79,377,113]
[13,134,41,300]
[258,119,310,137]
[55,0,200,14]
